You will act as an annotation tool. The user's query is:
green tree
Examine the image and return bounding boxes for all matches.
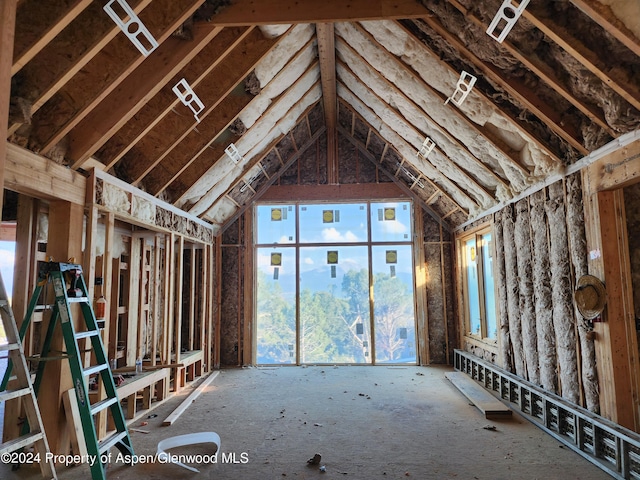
[256,270,295,363]
[373,273,412,361]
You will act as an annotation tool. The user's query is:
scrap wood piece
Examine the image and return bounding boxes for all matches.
[445,372,512,419]
[162,371,220,426]
[62,388,88,457]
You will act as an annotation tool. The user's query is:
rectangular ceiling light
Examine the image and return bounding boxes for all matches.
[417,137,436,159]
[172,78,205,123]
[225,143,243,164]
[486,0,530,43]
[445,71,477,107]
[104,0,158,57]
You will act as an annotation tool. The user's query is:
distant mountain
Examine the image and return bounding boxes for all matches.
[264,266,414,296]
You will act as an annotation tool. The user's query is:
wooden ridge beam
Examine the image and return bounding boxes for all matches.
[569,0,640,57]
[183,76,322,214]
[148,48,317,197]
[8,0,153,137]
[130,27,283,190]
[33,0,203,155]
[339,31,511,189]
[98,26,252,170]
[403,18,588,157]
[12,0,92,76]
[444,0,617,139]
[209,0,428,25]
[523,4,640,112]
[316,23,338,184]
[68,22,226,168]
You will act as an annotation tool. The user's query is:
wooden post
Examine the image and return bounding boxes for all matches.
[174,235,184,390]
[41,200,84,454]
[413,206,429,365]
[243,210,253,366]
[0,0,17,216]
[188,244,196,351]
[215,236,222,369]
[200,244,208,365]
[152,234,162,366]
[583,154,640,430]
[127,234,141,366]
[583,185,640,430]
[207,242,215,371]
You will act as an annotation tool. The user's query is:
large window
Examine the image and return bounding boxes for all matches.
[255,201,416,365]
[460,227,497,341]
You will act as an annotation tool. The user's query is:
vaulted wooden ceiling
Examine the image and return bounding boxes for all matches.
[7,0,640,233]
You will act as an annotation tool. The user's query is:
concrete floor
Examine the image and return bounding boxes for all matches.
[3,365,609,479]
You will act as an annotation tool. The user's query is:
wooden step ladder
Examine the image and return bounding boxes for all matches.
[0,271,56,479]
[4,262,134,480]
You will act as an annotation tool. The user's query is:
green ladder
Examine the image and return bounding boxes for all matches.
[0,270,56,479]
[3,261,134,480]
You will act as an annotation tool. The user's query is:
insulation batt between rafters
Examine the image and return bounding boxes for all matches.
[336,22,532,193]
[201,86,323,224]
[175,25,317,207]
[178,72,321,212]
[357,21,559,180]
[337,83,478,217]
[336,41,503,203]
[239,30,316,129]
[598,0,640,39]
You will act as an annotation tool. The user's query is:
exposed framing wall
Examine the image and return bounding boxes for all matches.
[467,174,599,412]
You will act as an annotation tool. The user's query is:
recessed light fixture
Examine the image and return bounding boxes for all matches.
[486,0,530,43]
[172,78,205,123]
[445,71,477,107]
[104,0,158,56]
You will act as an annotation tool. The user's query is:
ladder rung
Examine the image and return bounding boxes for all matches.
[68,297,89,303]
[75,330,100,340]
[90,397,119,416]
[99,430,128,454]
[83,363,108,377]
[0,431,44,455]
[34,305,53,312]
[0,343,20,352]
[0,387,32,402]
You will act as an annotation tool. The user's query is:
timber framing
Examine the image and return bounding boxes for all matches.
[2,0,640,460]
[208,0,430,25]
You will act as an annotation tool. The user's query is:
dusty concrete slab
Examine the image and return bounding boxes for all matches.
[2,366,608,479]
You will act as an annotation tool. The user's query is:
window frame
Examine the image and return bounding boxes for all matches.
[457,223,498,347]
[253,199,417,365]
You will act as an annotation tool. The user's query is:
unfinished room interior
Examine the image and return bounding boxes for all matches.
[0,0,639,478]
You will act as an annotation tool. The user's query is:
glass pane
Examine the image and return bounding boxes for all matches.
[370,202,412,243]
[299,246,371,363]
[482,233,497,339]
[256,247,296,364]
[465,238,481,336]
[299,203,368,244]
[256,205,296,244]
[372,245,416,363]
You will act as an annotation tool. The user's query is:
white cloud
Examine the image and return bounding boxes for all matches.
[380,220,408,234]
[321,227,361,242]
[303,257,314,265]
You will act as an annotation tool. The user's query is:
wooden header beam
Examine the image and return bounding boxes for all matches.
[209,0,428,25]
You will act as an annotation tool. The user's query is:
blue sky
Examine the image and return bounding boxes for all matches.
[0,241,15,298]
